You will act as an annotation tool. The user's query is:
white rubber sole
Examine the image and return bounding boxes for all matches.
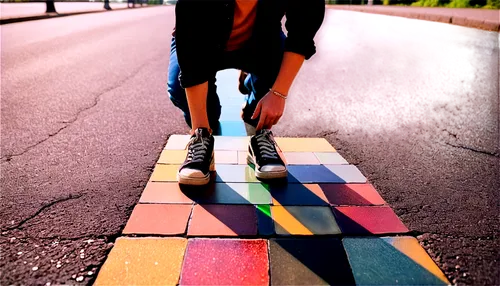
[247,153,288,180]
[177,156,215,186]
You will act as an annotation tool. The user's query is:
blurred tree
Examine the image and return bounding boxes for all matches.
[46,0,56,13]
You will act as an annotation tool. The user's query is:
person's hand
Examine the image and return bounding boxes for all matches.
[251,90,286,130]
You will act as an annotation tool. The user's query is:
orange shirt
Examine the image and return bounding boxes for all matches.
[225,0,258,51]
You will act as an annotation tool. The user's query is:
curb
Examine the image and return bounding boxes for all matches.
[327,5,500,32]
[0,5,154,25]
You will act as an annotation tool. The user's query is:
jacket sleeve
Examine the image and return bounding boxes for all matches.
[284,0,325,60]
[175,0,216,88]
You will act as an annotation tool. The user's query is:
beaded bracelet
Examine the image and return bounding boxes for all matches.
[270,88,288,99]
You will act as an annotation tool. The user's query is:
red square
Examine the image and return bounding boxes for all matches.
[180,239,269,285]
[122,204,192,235]
[320,184,386,206]
[188,205,257,236]
[333,206,409,234]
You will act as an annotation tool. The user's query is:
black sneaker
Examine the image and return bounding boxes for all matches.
[177,128,215,185]
[247,129,287,180]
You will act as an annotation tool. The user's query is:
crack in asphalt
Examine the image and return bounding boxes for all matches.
[0,54,161,164]
[23,233,122,243]
[3,194,84,231]
[441,128,500,157]
[445,142,499,157]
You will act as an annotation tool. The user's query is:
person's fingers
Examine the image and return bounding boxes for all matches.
[251,101,262,120]
[271,116,280,127]
[256,114,267,131]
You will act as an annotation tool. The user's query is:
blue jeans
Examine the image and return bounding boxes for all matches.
[167,33,285,129]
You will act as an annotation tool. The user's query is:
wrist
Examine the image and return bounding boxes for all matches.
[269,88,288,99]
[271,84,289,96]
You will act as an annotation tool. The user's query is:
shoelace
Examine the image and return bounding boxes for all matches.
[255,130,279,160]
[186,131,210,163]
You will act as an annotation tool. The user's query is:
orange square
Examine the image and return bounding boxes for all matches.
[139,182,194,204]
[94,237,187,286]
[123,204,192,235]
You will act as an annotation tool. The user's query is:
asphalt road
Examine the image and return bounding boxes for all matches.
[1,6,498,285]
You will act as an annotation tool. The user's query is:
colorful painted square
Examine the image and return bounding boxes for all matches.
[283,152,320,165]
[269,238,355,285]
[215,164,259,183]
[94,237,187,286]
[314,152,349,165]
[283,152,319,165]
[238,151,249,165]
[324,165,367,183]
[320,184,386,206]
[122,204,192,235]
[333,206,409,234]
[164,135,190,150]
[214,151,238,164]
[139,182,194,204]
[214,121,247,136]
[214,136,249,151]
[188,204,257,236]
[185,183,271,205]
[271,206,341,235]
[180,238,269,285]
[275,137,336,152]
[150,164,179,182]
[271,184,328,206]
[287,165,346,183]
[343,237,450,285]
[256,205,274,236]
[158,150,187,164]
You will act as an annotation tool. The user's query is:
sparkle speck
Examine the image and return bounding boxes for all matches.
[154,262,158,265]
[87,271,94,276]
[76,276,84,282]
[17,252,22,255]
[32,267,39,271]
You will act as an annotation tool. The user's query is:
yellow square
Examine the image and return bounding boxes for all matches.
[150,165,179,182]
[275,138,336,152]
[158,150,187,164]
[94,237,187,286]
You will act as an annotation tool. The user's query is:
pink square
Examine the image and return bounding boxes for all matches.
[180,239,269,285]
[333,206,409,234]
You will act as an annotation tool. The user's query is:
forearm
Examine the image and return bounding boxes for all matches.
[272,51,305,96]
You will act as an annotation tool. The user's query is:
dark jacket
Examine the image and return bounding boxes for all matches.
[175,0,325,88]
